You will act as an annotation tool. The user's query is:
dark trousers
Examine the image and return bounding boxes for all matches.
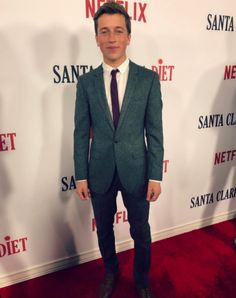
[90,170,151,288]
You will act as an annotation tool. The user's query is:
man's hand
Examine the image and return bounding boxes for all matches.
[76,180,91,201]
[146,181,161,202]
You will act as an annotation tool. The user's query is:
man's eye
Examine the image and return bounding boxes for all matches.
[99,30,107,34]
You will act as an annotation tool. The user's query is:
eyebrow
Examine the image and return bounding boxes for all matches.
[99,26,125,31]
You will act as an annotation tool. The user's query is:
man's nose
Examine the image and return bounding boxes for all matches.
[108,31,116,42]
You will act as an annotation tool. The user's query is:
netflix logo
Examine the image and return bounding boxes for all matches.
[85,0,148,23]
[0,133,16,152]
[224,65,236,80]
[151,59,175,81]
[214,149,236,165]
[0,235,28,258]
[92,210,128,231]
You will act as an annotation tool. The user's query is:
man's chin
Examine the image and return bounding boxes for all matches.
[104,55,125,65]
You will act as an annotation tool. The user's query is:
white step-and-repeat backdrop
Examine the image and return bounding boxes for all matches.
[0,0,235,287]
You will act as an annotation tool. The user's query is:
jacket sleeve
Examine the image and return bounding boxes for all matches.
[73,77,91,180]
[145,72,164,181]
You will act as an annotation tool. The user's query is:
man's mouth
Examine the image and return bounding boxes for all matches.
[107,46,119,50]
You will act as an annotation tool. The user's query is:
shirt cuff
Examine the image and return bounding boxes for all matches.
[149,179,161,183]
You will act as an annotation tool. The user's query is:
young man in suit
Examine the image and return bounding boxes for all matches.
[74,2,164,297]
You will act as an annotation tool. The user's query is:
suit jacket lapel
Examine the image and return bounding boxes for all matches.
[117,61,138,131]
[94,65,114,131]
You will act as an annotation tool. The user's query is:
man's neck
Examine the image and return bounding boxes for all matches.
[104,56,127,68]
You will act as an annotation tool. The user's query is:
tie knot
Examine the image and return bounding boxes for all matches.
[111,69,119,77]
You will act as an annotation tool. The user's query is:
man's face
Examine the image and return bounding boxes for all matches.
[96,13,131,67]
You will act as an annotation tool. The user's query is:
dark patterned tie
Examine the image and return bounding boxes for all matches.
[110,69,120,129]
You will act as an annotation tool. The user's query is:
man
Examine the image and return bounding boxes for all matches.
[74,2,164,298]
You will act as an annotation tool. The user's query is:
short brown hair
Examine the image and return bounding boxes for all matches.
[93,2,131,35]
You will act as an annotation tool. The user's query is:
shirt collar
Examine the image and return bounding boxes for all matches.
[102,57,129,75]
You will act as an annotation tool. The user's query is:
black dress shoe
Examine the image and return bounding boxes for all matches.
[99,272,119,298]
[136,287,155,298]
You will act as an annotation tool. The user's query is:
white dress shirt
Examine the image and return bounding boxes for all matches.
[102,57,129,114]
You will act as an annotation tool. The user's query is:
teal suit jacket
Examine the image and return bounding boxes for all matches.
[74,61,164,194]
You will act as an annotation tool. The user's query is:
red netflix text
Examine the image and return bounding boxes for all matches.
[85,0,148,23]
[214,149,236,165]
[224,65,236,80]
[92,210,128,231]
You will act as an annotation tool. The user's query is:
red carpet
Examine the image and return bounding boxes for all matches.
[1,219,236,298]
